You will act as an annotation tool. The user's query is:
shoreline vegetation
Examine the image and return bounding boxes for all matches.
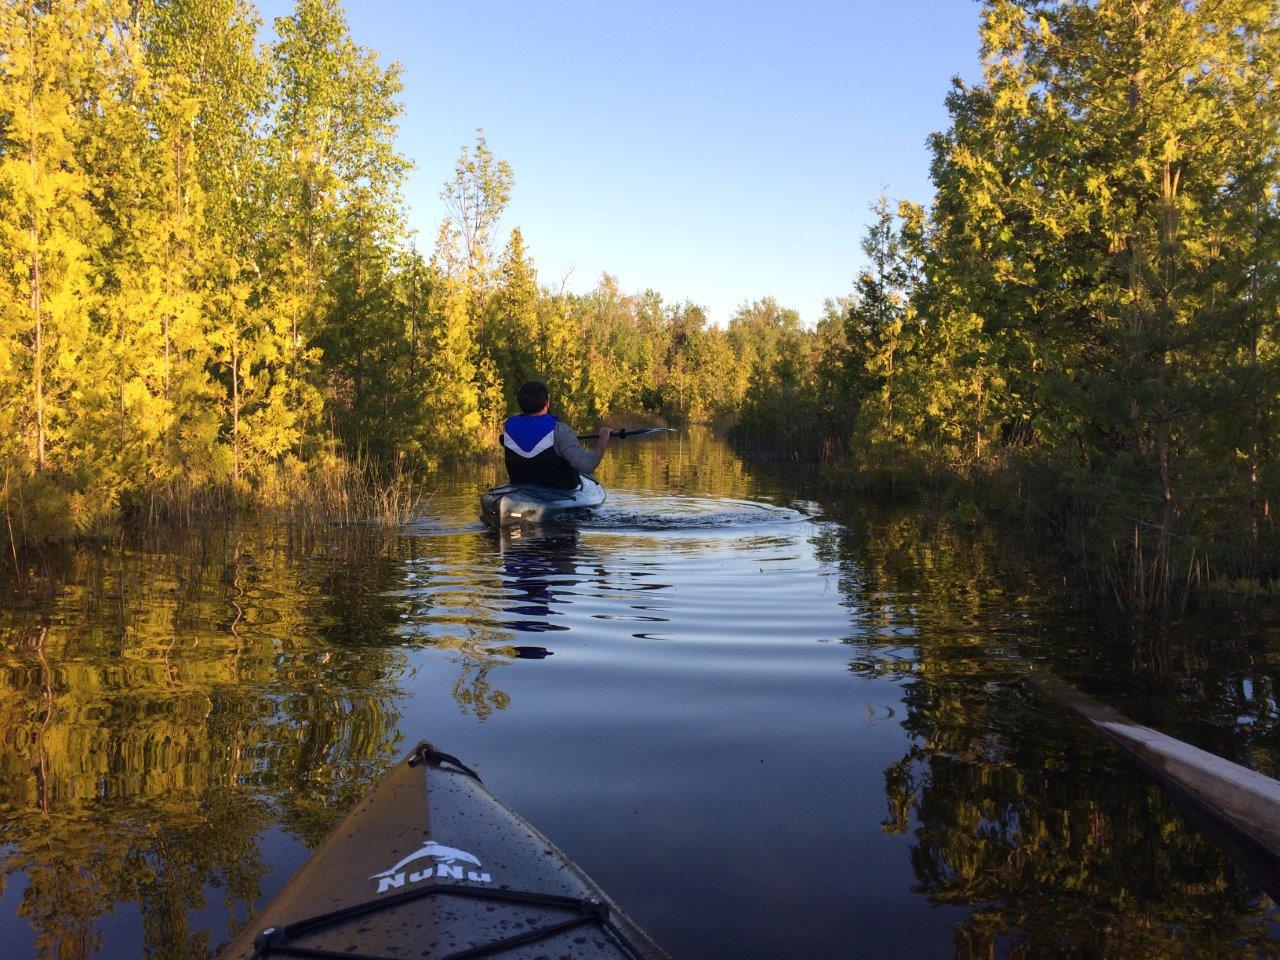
[0,0,783,554]
[4,1,1280,610]
[745,1,1280,611]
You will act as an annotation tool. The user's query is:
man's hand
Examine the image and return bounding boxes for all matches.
[597,426,613,452]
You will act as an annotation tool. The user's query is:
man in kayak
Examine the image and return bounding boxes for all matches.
[502,380,611,489]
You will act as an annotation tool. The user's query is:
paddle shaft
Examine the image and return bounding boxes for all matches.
[574,427,672,441]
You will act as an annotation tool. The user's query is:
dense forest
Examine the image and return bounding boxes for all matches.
[0,0,786,546]
[741,1,1280,605]
[3,0,1280,604]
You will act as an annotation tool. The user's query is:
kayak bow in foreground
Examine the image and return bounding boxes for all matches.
[220,741,669,960]
[480,475,606,527]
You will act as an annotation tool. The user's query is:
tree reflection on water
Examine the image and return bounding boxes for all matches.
[817,506,1280,957]
[0,526,421,958]
[0,515,606,956]
[4,435,1280,958]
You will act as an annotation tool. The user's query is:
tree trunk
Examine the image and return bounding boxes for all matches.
[353,228,365,444]
[883,344,895,439]
[27,0,44,471]
[1153,158,1181,599]
[1249,203,1266,535]
[119,363,127,464]
[232,340,240,482]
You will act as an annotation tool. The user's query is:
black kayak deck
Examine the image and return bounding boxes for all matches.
[219,743,668,960]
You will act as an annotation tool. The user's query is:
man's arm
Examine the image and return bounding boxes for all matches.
[554,422,611,474]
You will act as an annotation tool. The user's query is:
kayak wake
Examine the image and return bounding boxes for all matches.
[576,494,805,531]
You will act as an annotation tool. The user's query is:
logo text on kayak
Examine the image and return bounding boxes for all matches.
[370,839,491,893]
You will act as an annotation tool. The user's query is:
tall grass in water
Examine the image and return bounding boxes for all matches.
[139,455,427,528]
[793,439,1278,612]
[0,456,427,577]
[271,455,426,526]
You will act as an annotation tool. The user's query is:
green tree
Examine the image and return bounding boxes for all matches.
[414,253,486,460]
[535,284,590,423]
[843,196,923,443]
[482,227,540,403]
[438,130,513,290]
[266,0,409,458]
[939,0,1280,596]
[420,134,515,450]
[0,0,104,536]
[152,0,270,486]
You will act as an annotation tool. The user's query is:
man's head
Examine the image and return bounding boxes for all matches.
[516,380,550,415]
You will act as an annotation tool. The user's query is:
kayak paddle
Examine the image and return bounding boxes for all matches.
[575,427,675,441]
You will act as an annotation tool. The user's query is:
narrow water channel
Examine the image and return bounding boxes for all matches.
[1,429,1278,958]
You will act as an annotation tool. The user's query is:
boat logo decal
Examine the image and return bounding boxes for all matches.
[370,838,491,893]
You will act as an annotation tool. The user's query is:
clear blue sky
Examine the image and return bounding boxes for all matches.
[256,0,982,326]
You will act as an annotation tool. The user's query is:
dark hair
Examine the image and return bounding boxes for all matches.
[516,380,550,415]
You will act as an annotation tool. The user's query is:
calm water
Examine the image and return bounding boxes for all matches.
[2,429,1280,958]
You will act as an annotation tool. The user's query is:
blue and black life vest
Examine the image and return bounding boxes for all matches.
[502,414,580,490]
